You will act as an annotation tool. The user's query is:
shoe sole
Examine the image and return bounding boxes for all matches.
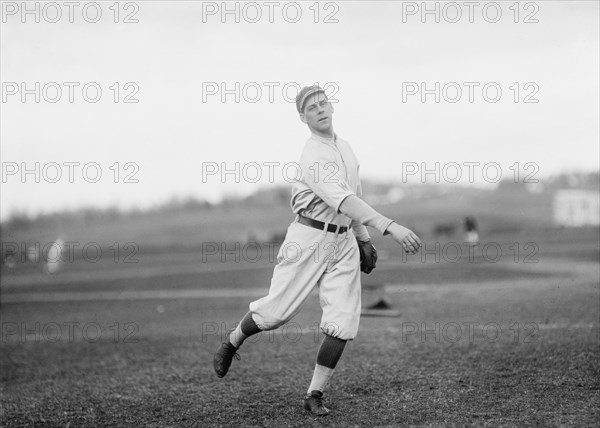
[304,409,329,416]
[303,402,330,416]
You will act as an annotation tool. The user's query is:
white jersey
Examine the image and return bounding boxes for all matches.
[291,133,363,227]
[249,133,364,341]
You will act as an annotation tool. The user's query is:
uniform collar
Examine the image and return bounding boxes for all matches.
[310,132,338,145]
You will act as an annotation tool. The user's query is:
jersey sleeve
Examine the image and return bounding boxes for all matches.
[352,165,369,238]
[299,145,355,213]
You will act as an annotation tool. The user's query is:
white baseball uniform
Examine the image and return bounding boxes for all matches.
[249,132,365,340]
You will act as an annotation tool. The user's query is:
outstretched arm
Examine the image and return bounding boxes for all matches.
[339,195,421,254]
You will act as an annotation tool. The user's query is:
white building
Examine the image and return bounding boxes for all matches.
[553,189,600,227]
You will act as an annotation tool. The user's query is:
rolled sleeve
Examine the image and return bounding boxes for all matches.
[351,220,370,241]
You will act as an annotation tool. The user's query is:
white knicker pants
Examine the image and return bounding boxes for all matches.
[249,219,361,340]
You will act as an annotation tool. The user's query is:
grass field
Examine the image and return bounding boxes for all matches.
[1,223,599,426]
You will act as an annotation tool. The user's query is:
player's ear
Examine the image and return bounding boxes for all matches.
[299,113,307,124]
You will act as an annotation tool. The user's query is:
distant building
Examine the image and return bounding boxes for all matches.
[553,190,600,227]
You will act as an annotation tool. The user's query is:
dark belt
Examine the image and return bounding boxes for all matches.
[297,215,348,234]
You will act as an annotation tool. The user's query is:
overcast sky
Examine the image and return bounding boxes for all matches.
[1,1,598,218]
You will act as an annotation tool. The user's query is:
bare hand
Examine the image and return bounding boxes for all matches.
[386,223,422,254]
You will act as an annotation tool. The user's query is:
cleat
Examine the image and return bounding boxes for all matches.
[303,390,330,416]
[213,340,240,378]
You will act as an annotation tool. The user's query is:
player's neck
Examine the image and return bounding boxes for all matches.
[310,128,335,140]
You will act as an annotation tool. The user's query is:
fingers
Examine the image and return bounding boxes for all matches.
[411,233,422,247]
[401,231,422,254]
[392,227,422,255]
[402,241,417,254]
[406,234,421,250]
[402,237,420,254]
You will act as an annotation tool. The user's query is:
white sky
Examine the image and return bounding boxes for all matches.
[1,1,598,218]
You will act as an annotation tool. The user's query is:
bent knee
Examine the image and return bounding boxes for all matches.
[251,314,289,331]
[321,318,359,341]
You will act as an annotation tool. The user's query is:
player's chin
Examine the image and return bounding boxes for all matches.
[315,120,332,132]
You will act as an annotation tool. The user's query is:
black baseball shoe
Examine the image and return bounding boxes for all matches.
[213,340,240,378]
[303,390,330,416]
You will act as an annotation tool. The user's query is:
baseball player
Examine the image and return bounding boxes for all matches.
[213,85,421,416]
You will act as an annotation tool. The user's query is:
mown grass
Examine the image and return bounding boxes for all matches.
[1,247,598,427]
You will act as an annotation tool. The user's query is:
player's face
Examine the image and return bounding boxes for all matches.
[300,92,334,135]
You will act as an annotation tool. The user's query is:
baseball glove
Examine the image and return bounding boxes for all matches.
[357,239,378,274]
